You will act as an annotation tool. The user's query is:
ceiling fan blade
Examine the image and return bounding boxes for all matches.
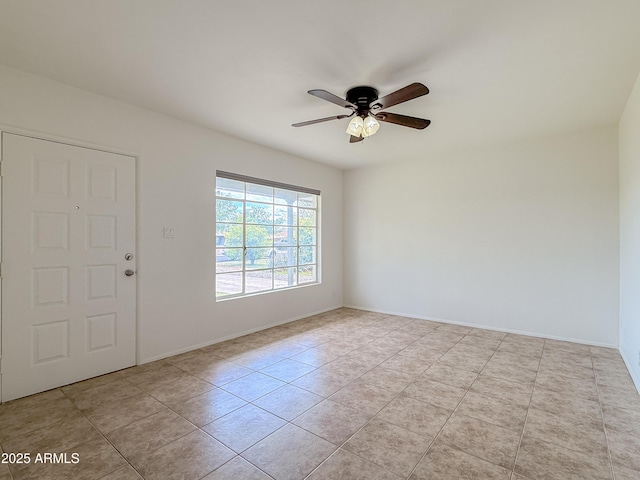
[374,112,431,129]
[350,135,364,143]
[292,114,351,127]
[308,89,357,110]
[370,83,429,110]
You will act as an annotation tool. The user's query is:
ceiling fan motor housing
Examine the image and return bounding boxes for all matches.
[346,86,379,116]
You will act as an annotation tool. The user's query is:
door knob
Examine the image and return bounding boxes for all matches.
[125,269,135,276]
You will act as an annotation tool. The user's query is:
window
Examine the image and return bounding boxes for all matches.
[215,171,320,299]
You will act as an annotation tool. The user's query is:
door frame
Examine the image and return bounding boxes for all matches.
[0,125,141,403]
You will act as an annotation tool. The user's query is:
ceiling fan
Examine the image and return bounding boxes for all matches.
[292,83,431,143]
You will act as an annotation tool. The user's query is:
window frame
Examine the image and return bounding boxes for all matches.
[215,171,320,300]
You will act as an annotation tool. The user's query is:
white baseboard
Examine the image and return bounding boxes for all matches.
[343,304,619,349]
[138,304,343,364]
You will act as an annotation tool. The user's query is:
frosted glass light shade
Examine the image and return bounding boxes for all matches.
[362,116,380,137]
[346,116,364,137]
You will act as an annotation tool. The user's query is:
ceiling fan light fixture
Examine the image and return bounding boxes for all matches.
[346,116,364,137]
[362,116,380,137]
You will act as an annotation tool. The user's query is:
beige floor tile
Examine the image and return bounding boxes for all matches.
[291,369,353,397]
[398,322,439,337]
[259,358,316,382]
[343,417,431,477]
[146,374,215,406]
[231,350,288,370]
[544,339,591,356]
[105,408,196,461]
[242,423,336,480]
[458,334,503,351]
[319,357,377,380]
[607,428,640,472]
[60,370,131,397]
[529,387,603,427]
[410,441,511,479]
[0,393,80,443]
[438,413,520,469]
[502,334,545,348]
[308,448,401,480]
[489,350,541,372]
[99,465,143,479]
[9,437,127,480]
[358,366,416,393]
[4,310,639,480]
[342,346,394,366]
[83,393,165,434]
[602,405,640,437]
[253,385,323,421]
[133,430,234,480]
[541,349,593,369]
[470,374,533,405]
[421,331,464,345]
[534,371,599,401]
[168,388,246,427]
[203,404,286,453]
[164,347,210,365]
[190,361,254,386]
[220,372,285,402]
[403,377,467,410]
[435,350,490,373]
[595,368,637,389]
[456,391,528,432]
[171,351,228,373]
[448,342,495,359]
[537,362,595,381]
[203,456,271,480]
[523,407,609,460]
[497,341,543,358]
[421,364,478,389]
[126,365,189,391]
[436,324,472,335]
[329,380,397,417]
[598,383,640,411]
[386,330,423,345]
[613,464,640,480]
[377,393,451,438]
[362,342,404,359]
[592,355,627,372]
[379,354,432,376]
[64,378,144,411]
[293,399,370,445]
[590,345,620,359]
[2,415,102,456]
[290,346,345,367]
[515,434,612,480]
[396,344,445,364]
[467,328,507,341]
[119,360,173,377]
[481,361,538,385]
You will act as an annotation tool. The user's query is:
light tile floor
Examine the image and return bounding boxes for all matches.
[1,308,639,479]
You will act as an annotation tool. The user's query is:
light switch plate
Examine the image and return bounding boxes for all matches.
[163,227,175,239]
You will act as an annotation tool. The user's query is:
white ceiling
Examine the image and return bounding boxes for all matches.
[1,1,639,169]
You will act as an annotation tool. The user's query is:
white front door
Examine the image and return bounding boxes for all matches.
[1,133,136,401]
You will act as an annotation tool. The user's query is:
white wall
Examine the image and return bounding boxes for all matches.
[619,72,640,390]
[0,65,343,363]
[344,127,620,346]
